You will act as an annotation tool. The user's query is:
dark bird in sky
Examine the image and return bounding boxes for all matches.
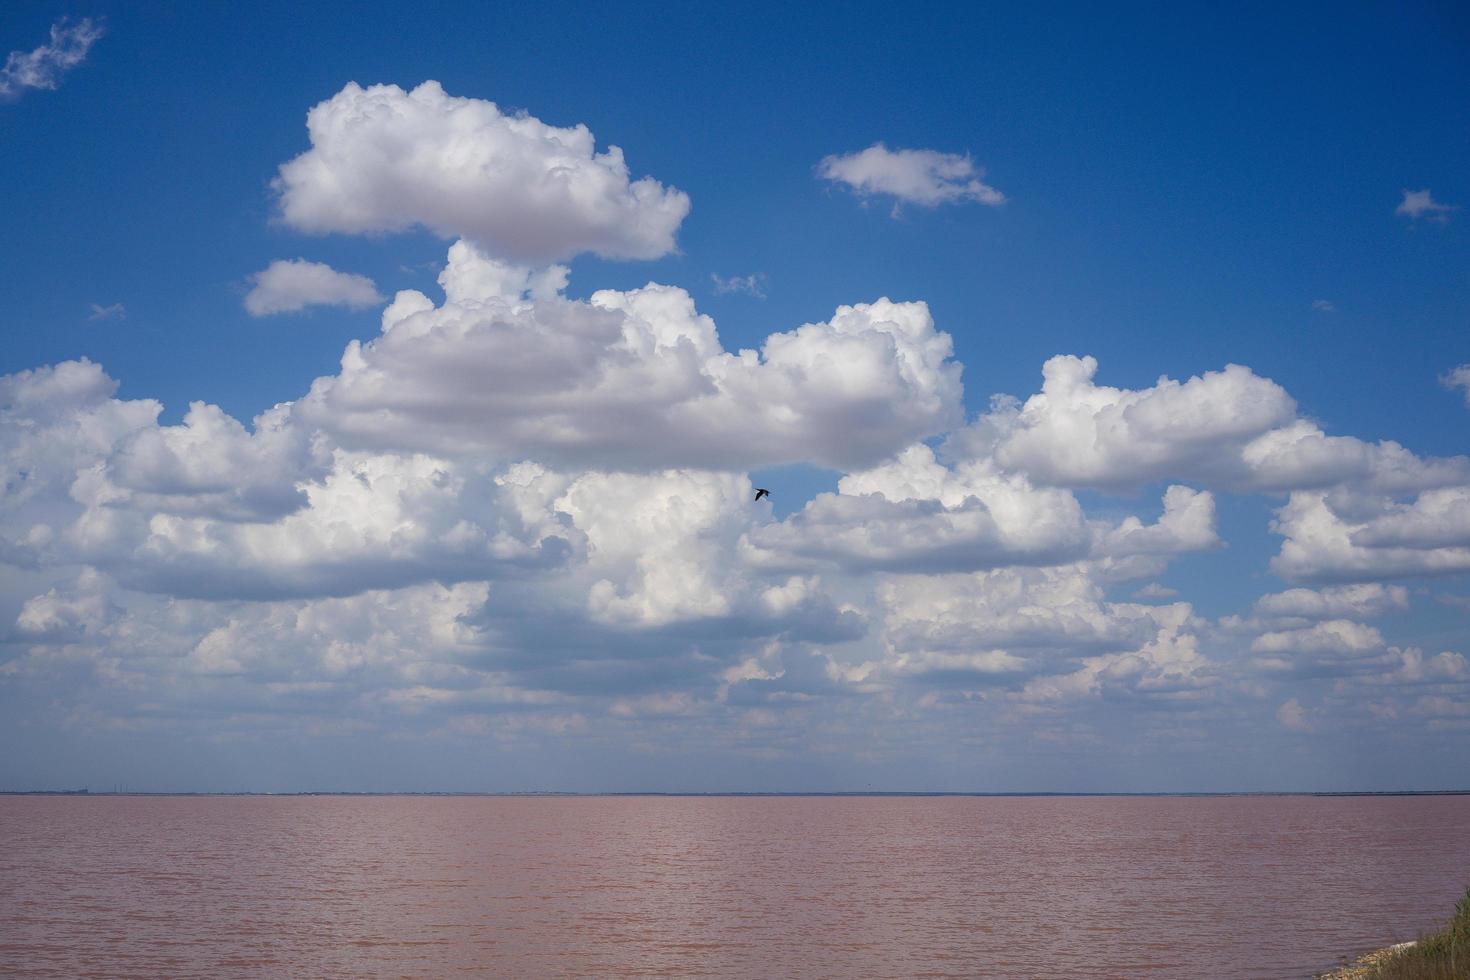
[753,488,771,501]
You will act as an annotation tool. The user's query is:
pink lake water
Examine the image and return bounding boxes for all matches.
[1,794,1468,978]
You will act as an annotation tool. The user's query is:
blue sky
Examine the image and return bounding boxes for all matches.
[1,2,1468,792]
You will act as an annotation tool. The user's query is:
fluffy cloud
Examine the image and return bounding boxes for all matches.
[294,240,963,472]
[951,354,1469,494]
[1252,619,1384,656]
[880,566,1154,669]
[529,466,750,627]
[0,17,103,101]
[273,82,690,264]
[1,359,160,537]
[244,259,384,316]
[1254,584,1409,622]
[1350,646,1467,687]
[818,143,1005,210]
[743,444,1215,574]
[1250,618,1393,681]
[1272,490,1470,583]
[1396,188,1457,223]
[99,401,320,522]
[744,445,1090,573]
[70,448,572,601]
[1347,487,1470,550]
[875,565,1213,706]
[1095,485,1218,557]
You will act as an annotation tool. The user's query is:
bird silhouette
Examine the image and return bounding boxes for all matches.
[753,488,771,501]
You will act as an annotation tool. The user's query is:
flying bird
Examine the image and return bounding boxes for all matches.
[753,488,771,501]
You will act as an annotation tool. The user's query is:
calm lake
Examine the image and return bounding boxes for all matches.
[2,794,1468,978]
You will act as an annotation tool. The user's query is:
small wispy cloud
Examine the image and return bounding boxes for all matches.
[1395,188,1457,223]
[711,273,766,299]
[87,302,125,322]
[1442,363,1470,408]
[0,17,104,102]
[1133,583,1179,600]
[818,143,1005,216]
[1311,299,1336,313]
[244,259,383,316]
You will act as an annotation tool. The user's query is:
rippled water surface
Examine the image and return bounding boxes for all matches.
[2,794,1468,978]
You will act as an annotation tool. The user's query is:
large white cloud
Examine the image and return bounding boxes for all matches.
[743,444,1216,574]
[1271,490,1470,582]
[1252,619,1385,656]
[1,360,161,568]
[294,240,964,472]
[273,82,691,264]
[67,449,573,601]
[953,355,1469,494]
[873,564,1215,706]
[1348,487,1470,550]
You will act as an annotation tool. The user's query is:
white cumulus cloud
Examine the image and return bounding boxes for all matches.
[951,354,1469,494]
[244,259,384,316]
[273,81,690,264]
[1254,584,1409,622]
[1272,490,1470,583]
[818,143,1005,211]
[743,444,1216,575]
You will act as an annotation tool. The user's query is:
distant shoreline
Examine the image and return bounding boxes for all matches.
[5,789,1470,798]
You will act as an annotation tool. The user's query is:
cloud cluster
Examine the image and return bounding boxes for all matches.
[292,240,963,472]
[6,290,1467,759]
[273,82,691,264]
[4,81,1467,779]
[818,143,1005,211]
[0,17,103,101]
[2,242,1240,735]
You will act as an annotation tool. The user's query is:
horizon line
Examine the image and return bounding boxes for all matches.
[5,789,1470,798]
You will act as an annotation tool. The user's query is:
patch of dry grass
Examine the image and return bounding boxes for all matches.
[1319,888,1470,979]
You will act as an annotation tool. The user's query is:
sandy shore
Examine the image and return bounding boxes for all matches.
[1316,940,1417,978]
